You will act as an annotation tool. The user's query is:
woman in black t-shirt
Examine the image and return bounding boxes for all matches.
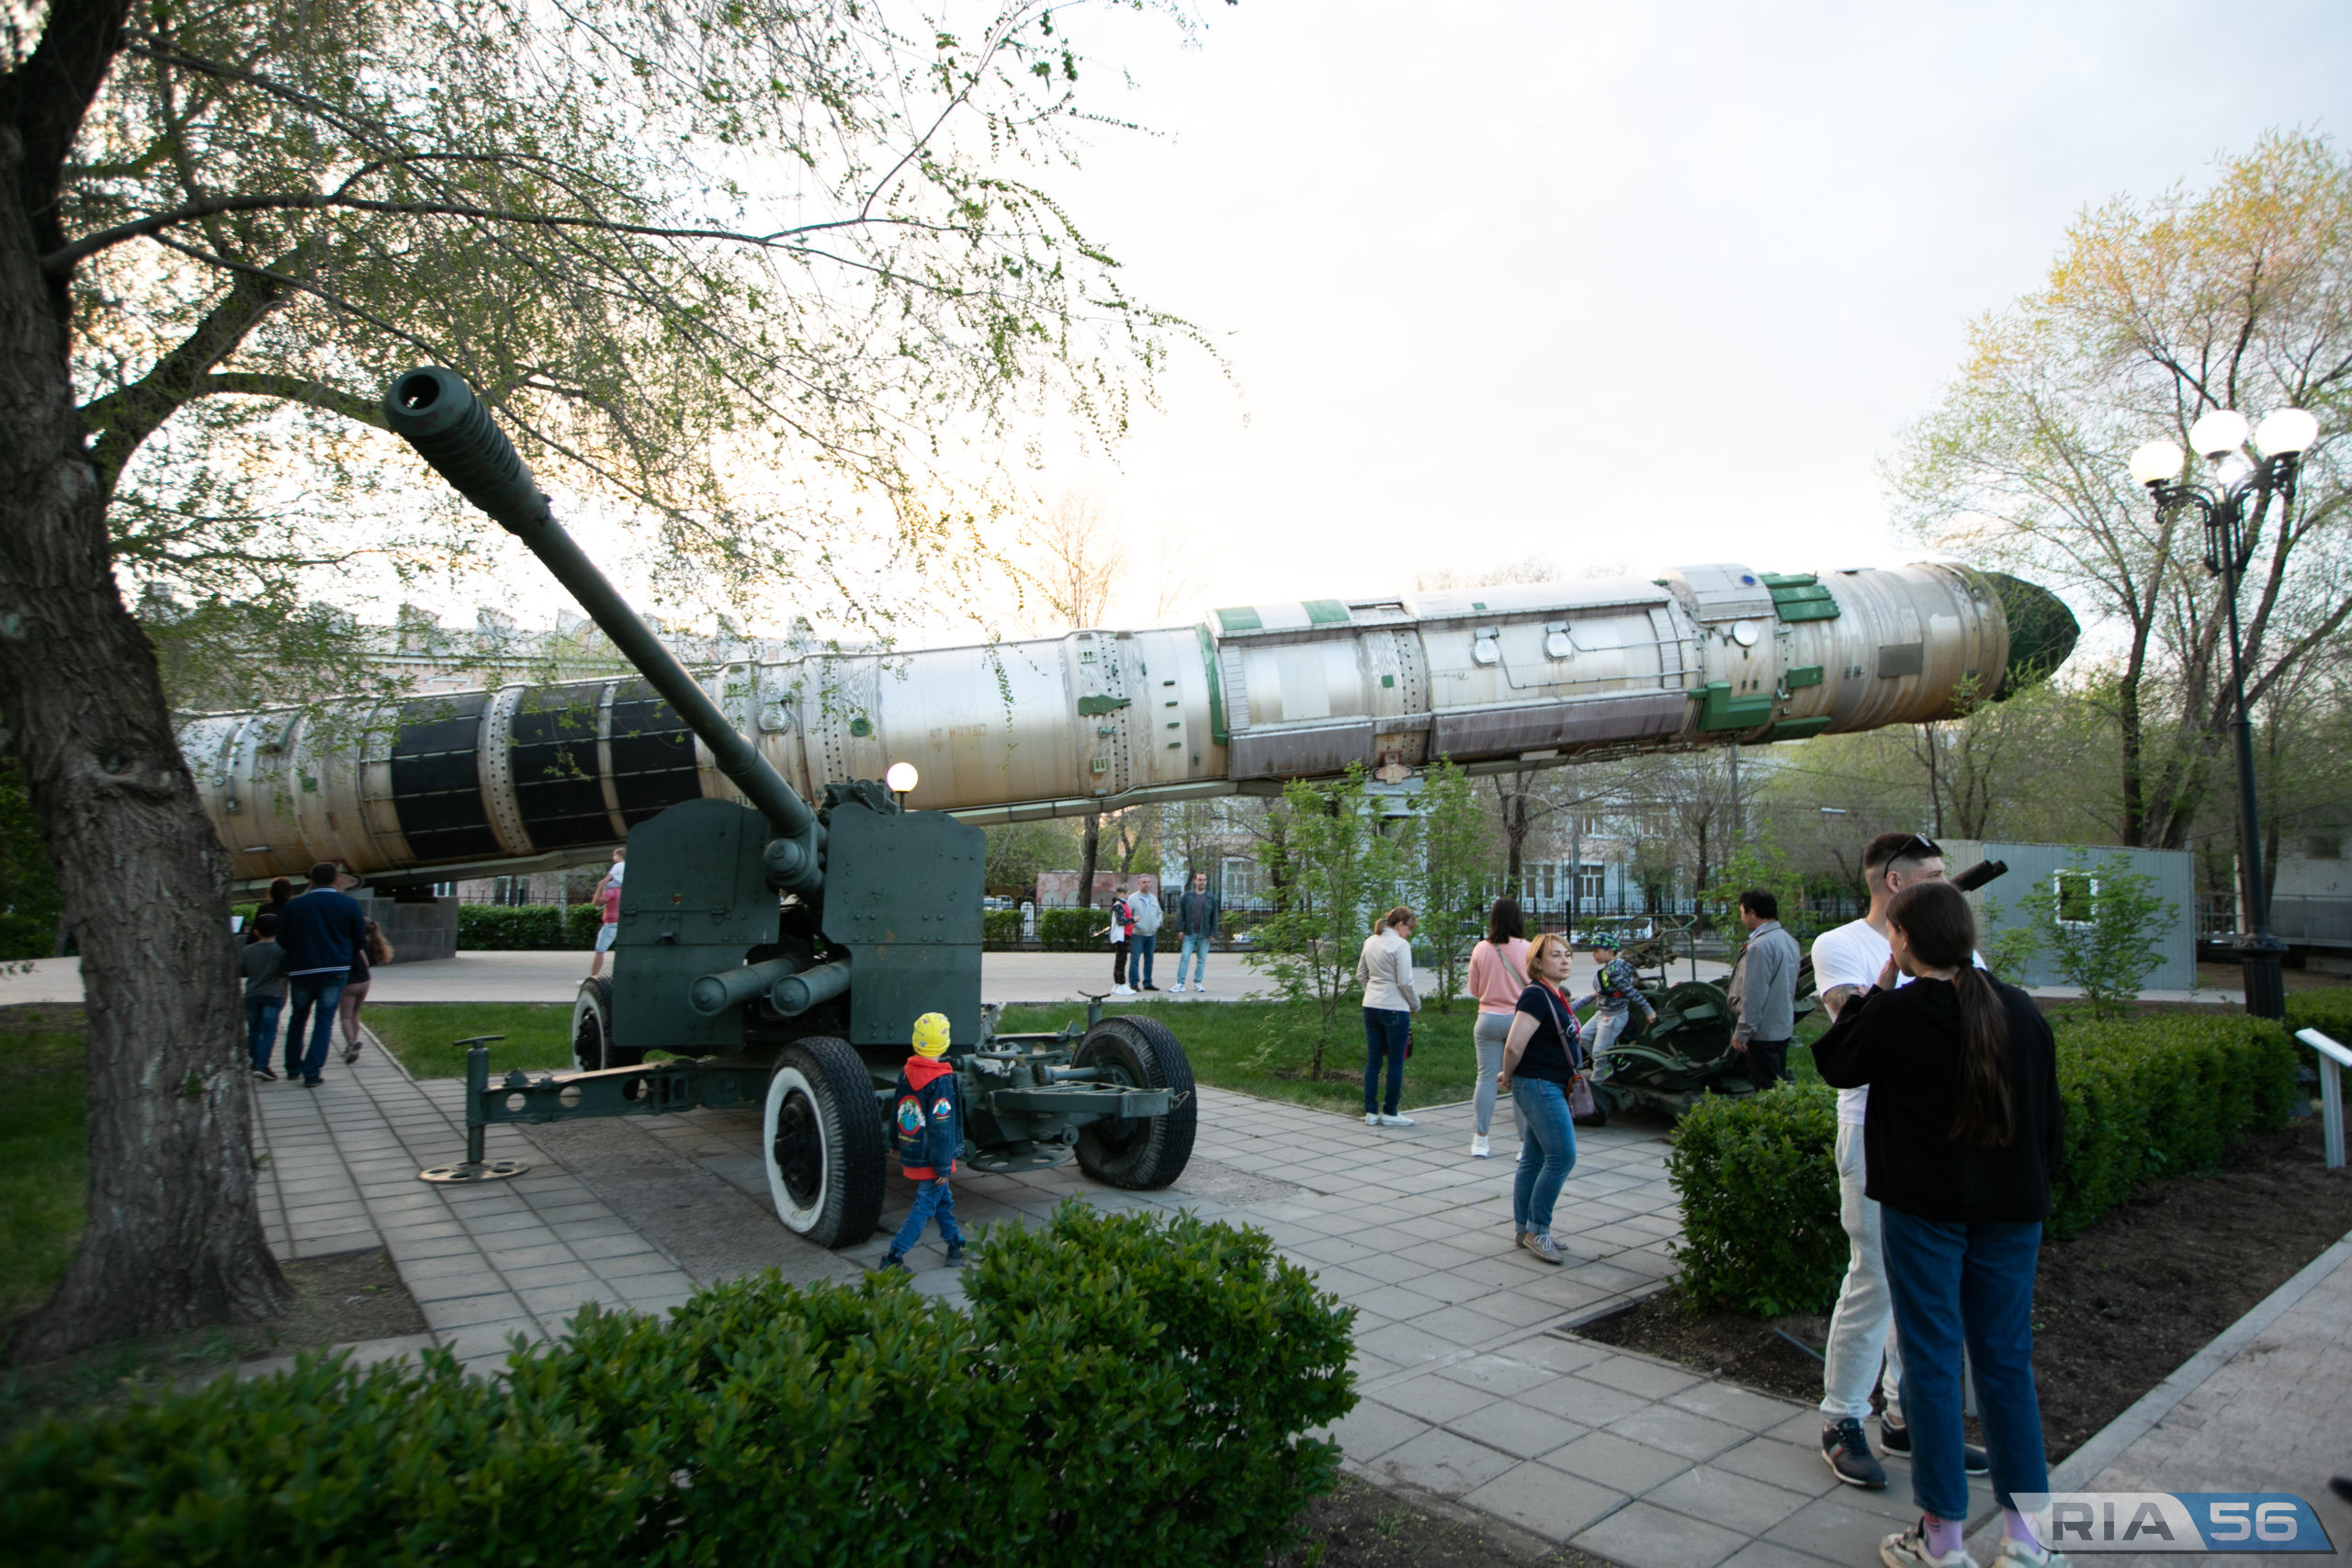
[1494,932,1587,1265]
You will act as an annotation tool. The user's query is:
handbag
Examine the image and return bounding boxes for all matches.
[1536,980,1599,1118]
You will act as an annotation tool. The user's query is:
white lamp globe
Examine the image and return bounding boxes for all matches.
[2255,407,2320,457]
[2214,452,2256,490]
[2128,441,2185,485]
[885,761,919,794]
[2188,409,2251,459]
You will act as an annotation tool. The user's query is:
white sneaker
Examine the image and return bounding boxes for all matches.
[1988,1537,2069,1568]
[1526,1232,1566,1265]
[1471,1134,1491,1157]
[1111,985,1135,997]
[1880,1521,1976,1568]
[1365,1111,1381,1127]
[1379,1113,1415,1128]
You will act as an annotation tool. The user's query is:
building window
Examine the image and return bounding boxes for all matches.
[2054,870,2097,928]
[1541,863,1556,903]
[2306,832,2345,861]
[1577,863,1606,903]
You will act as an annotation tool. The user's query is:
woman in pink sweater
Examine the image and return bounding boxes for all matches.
[1464,899,1532,1158]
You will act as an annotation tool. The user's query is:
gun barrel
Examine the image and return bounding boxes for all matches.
[382,369,820,858]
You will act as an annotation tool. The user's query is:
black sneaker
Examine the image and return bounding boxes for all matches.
[1822,1417,1887,1489]
[252,1067,278,1082]
[1880,1419,1990,1475]
[944,1244,967,1268]
[877,1254,908,1274]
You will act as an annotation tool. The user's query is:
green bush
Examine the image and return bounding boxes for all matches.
[2,1203,1354,1567]
[1668,1083,1845,1314]
[2285,987,2352,1040]
[1669,1010,2301,1312]
[1037,907,1106,952]
[983,908,1023,949]
[455,904,594,951]
[2046,1011,2298,1235]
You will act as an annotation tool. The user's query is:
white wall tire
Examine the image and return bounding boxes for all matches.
[761,1036,886,1247]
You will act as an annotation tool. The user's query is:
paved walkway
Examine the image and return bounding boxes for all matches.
[243,1013,1993,1567]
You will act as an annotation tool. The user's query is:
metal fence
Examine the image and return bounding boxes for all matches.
[2198,892,2352,949]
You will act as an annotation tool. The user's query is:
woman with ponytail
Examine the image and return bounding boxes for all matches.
[1812,879,2066,1568]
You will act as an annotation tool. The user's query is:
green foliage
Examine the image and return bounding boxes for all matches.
[1670,1011,2301,1312]
[1036,908,1106,952]
[0,763,62,962]
[2284,987,2352,1040]
[1667,1084,1846,1315]
[982,908,1024,948]
[1413,757,1494,1011]
[452,904,603,951]
[1996,854,2177,1017]
[983,819,1078,897]
[2046,1011,2299,1235]
[1253,767,1415,1064]
[1698,836,1827,942]
[1,1204,1353,1567]
[1974,896,2043,985]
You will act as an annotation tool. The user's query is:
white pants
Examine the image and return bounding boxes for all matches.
[1587,1006,1630,1077]
[1819,1120,1905,1424]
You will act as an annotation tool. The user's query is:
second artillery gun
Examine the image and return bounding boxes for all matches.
[1574,859,2011,1122]
[383,367,1194,1246]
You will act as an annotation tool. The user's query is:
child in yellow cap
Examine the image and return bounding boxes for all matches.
[881,1011,967,1272]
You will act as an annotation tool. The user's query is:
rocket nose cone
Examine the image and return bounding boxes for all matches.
[1986,573,2079,699]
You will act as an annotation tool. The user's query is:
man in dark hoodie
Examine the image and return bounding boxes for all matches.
[880,1011,967,1272]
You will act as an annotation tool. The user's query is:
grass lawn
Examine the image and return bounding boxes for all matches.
[365,1002,577,1079]
[0,1007,88,1325]
[365,995,1490,1114]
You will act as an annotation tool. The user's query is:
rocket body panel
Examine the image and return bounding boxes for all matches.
[185,561,2064,887]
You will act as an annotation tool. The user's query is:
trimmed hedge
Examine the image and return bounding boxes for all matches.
[1668,1010,2302,1314]
[1039,907,1108,951]
[456,903,604,951]
[2286,987,2352,1039]
[2,1203,1354,1567]
[1667,1084,1845,1315]
[2047,1011,2298,1235]
[983,908,1023,948]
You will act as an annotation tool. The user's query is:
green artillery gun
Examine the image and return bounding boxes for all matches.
[1578,859,2009,1122]
[384,368,1193,1245]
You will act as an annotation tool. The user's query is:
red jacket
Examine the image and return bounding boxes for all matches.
[894,1055,961,1179]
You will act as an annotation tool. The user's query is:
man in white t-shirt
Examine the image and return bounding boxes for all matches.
[1812,831,1990,1493]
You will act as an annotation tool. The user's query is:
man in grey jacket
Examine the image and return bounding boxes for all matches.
[1732,889,1800,1091]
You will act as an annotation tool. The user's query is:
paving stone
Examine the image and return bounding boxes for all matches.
[1645,1465,1815,1534]
[1443,1397,1589,1461]
[1762,1490,1924,1562]
[1364,1427,1520,1498]
[1667,1380,1812,1431]
[1713,1437,1842,1498]
[1523,1374,1653,1427]
[424,1292,533,1330]
[1539,1428,1691,1495]
[1579,1352,1702,1399]
[1606,1400,1752,1461]
[1716,1540,1846,1568]
[1573,1499,1747,1568]
[1461,1461,1629,1541]
[1326,1399,1430,1462]
[1373,1374,1491,1425]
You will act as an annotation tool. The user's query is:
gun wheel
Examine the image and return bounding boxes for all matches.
[763,1035,886,1247]
[571,977,639,1071]
[1073,1015,1197,1190]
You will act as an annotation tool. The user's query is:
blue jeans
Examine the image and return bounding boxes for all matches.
[1362,1007,1409,1114]
[889,1177,964,1258]
[1511,1078,1577,1235]
[243,995,283,1072]
[1132,932,1156,986]
[284,974,347,1082]
[1176,932,1210,986]
[1880,1208,2049,1519]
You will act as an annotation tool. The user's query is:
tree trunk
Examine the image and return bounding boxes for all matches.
[2117,649,2148,848]
[1,117,288,1362]
[1075,812,1100,909]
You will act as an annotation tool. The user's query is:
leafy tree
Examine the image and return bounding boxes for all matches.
[1412,756,1494,1012]
[1252,767,1413,1076]
[1989,854,2178,1019]
[0,0,1200,1359]
[1892,132,2352,852]
[981,818,1076,897]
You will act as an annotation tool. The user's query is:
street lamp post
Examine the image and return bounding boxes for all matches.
[2129,407,2320,1021]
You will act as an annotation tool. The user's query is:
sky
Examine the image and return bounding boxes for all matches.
[990,0,2352,633]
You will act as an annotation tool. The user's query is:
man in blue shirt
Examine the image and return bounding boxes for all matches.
[276,862,367,1086]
